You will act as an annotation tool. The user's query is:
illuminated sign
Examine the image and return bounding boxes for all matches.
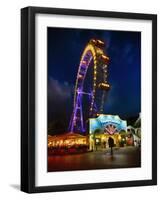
[89,114,127,134]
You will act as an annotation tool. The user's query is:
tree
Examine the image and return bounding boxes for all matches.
[119,129,126,135]
[94,128,102,134]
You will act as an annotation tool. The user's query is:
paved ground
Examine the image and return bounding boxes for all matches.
[48,146,141,172]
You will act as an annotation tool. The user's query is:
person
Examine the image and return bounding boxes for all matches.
[108,137,114,155]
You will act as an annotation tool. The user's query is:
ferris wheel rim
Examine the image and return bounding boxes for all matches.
[73,44,97,110]
[69,39,110,133]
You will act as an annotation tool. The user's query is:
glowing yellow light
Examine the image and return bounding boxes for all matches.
[82,60,86,64]
[96,138,99,143]
[78,74,83,79]
[118,135,121,140]
[97,39,104,44]
[102,54,109,60]
[101,135,106,140]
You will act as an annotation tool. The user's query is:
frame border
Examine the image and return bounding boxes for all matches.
[21,6,157,193]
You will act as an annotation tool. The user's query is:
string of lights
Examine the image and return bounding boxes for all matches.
[68,39,110,133]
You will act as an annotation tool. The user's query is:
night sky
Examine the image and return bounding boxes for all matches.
[48,27,141,134]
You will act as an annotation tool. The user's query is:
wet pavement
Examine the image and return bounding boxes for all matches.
[48,146,141,172]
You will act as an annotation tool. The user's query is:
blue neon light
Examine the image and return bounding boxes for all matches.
[90,114,127,134]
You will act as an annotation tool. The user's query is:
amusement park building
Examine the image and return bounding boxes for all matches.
[89,114,127,150]
[89,114,141,150]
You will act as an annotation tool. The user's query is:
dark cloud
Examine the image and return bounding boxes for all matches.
[48,77,72,101]
[48,78,74,133]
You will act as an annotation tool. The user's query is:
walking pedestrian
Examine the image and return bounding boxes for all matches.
[108,137,114,155]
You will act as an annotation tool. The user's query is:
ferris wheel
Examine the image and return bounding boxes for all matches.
[69,39,110,134]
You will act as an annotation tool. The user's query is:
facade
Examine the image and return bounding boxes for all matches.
[89,114,127,150]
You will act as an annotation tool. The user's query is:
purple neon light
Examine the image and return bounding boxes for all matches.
[68,51,95,133]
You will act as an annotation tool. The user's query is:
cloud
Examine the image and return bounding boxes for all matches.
[48,77,74,128]
[48,77,72,101]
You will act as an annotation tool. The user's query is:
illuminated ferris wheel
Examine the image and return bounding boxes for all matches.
[69,39,110,133]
